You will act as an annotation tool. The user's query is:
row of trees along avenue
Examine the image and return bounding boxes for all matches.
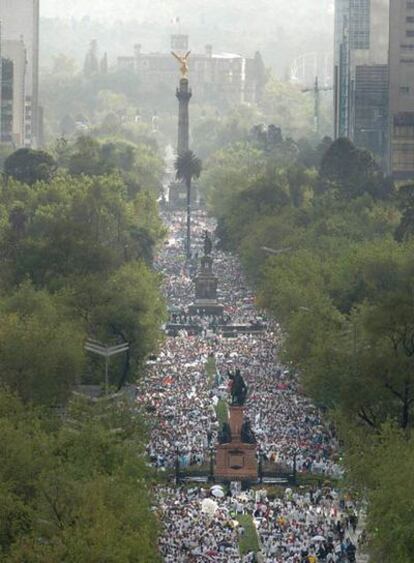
[0,135,166,560]
[200,129,414,562]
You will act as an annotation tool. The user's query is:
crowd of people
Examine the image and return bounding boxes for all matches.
[136,336,218,468]
[156,487,242,562]
[254,487,359,562]
[138,211,342,476]
[216,336,343,477]
[136,211,359,561]
[155,485,360,563]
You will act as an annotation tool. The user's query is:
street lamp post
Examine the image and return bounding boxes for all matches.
[208,445,215,483]
[292,448,299,486]
[258,448,264,483]
[175,447,181,485]
[85,339,130,395]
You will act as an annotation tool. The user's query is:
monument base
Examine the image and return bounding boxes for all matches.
[214,406,258,482]
[188,300,224,316]
[214,442,258,481]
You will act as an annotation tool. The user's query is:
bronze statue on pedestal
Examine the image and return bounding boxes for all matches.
[203,230,213,256]
[228,369,248,406]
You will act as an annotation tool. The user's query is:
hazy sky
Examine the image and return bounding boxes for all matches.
[41,0,333,22]
[40,0,333,79]
[41,0,213,21]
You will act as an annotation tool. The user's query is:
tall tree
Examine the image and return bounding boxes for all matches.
[83,39,99,78]
[0,174,164,289]
[4,149,57,185]
[395,183,414,242]
[175,150,202,259]
[67,262,166,388]
[319,137,393,200]
[0,283,85,406]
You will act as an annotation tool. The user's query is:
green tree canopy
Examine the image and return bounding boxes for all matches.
[67,136,163,198]
[345,424,414,563]
[5,148,58,185]
[0,283,85,406]
[66,261,166,388]
[319,138,393,200]
[0,174,162,289]
[0,390,160,561]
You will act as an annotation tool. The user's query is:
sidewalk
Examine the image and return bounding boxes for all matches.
[345,512,369,563]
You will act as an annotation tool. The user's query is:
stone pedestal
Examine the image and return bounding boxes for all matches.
[188,300,224,316]
[189,255,224,316]
[229,406,244,439]
[214,406,258,482]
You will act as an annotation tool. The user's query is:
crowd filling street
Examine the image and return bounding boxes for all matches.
[155,485,362,563]
[137,211,362,562]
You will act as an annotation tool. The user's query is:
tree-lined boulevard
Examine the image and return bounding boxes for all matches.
[2,124,414,561]
[0,132,370,562]
[1,62,414,563]
[149,211,361,562]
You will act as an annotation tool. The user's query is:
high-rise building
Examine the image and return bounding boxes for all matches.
[388,0,414,179]
[2,40,26,146]
[0,0,39,146]
[334,0,351,138]
[353,64,388,158]
[1,57,13,142]
[334,0,390,164]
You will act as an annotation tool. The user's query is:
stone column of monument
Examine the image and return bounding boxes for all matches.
[176,78,192,154]
[176,77,192,259]
[170,47,192,252]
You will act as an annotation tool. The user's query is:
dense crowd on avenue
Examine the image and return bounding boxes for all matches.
[138,212,342,477]
[156,485,361,563]
[137,211,359,561]
[137,335,217,468]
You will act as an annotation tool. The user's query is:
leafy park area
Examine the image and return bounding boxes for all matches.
[0,136,166,559]
[0,138,166,402]
[0,391,161,561]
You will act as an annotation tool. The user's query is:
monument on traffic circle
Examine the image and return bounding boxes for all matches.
[214,369,258,482]
[189,230,224,316]
[173,50,192,154]
[169,51,193,209]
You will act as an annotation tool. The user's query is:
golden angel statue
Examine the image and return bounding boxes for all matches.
[171,50,191,79]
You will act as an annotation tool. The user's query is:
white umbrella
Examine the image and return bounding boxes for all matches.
[201,498,218,519]
[312,535,326,542]
[211,484,223,491]
[211,486,225,498]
